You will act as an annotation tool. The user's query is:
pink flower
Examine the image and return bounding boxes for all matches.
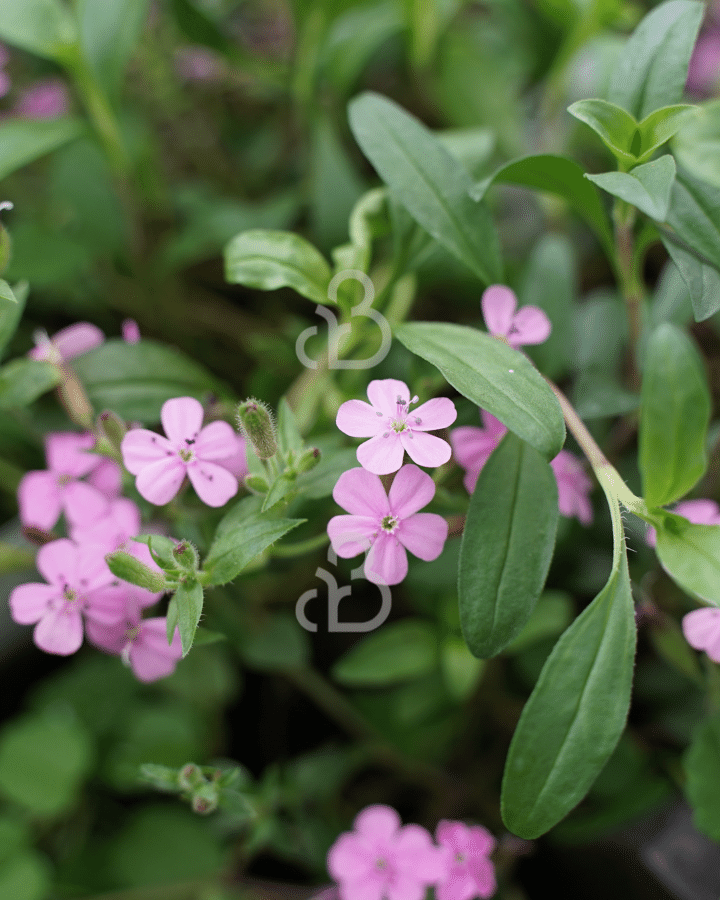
[122,319,141,344]
[328,465,448,585]
[87,606,182,682]
[121,397,239,507]
[682,607,720,663]
[18,432,109,530]
[646,499,720,547]
[336,379,457,475]
[481,285,551,348]
[435,821,496,900]
[214,433,249,480]
[14,78,69,119]
[327,805,447,900]
[86,457,123,500]
[29,322,104,363]
[449,411,506,494]
[687,32,720,94]
[8,539,120,655]
[549,450,594,526]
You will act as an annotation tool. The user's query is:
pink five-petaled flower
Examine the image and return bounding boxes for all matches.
[435,821,497,900]
[18,432,110,530]
[121,397,239,507]
[336,379,457,475]
[645,499,720,547]
[8,539,120,655]
[328,465,448,586]
[481,285,551,349]
[327,804,447,900]
[29,322,104,363]
[549,450,594,526]
[682,607,720,664]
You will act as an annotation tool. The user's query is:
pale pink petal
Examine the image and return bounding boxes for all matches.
[193,420,239,460]
[34,605,83,655]
[481,409,507,437]
[481,285,517,337]
[395,824,447,881]
[214,435,248,479]
[75,544,114,591]
[129,619,182,681]
[436,877,476,900]
[704,625,720,664]
[386,880,425,900]
[508,305,552,347]
[136,457,187,505]
[86,458,123,498]
[46,431,97,477]
[161,396,204,444]
[356,433,405,475]
[15,79,69,120]
[364,534,407,585]
[436,820,466,848]
[336,399,385,437]
[338,880,384,900]
[62,481,109,527]
[410,397,457,431]
[449,427,498,474]
[186,460,238,506]
[121,429,174,475]
[354,805,402,841]
[467,824,495,857]
[71,498,140,549]
[328,833,376,881]
[396,513,448,561]
[86,618,127,654]
[333,467,389,517]
[676,499,720,526]
[36,539,78,586]
[327,515,376,557]
[366,379,410,416]
[49,323,104,359]
[682,608,720,650]
[18,471,62,529]
[388,464,436,518]
[122,319,140,343]
[645,525,658,548]
[401,430,452,468]
[85,584,138,626]
[9,584,58,624]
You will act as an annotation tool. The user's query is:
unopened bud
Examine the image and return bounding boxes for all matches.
[191,783,219,815]
[244,473,269,493]
[173,540,199,572]
[236,399,277,460]
[295,446,321,475]
[178,763,204,792]
[106,551,168,593]
[97,410,127,452]
[0,201,13,275]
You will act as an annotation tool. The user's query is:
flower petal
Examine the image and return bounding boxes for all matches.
[213,434,248,479]
[50,323,104,360]
[34,605,84,655]
[388,464,436,518]
[136,457,187,505]
[36,539,79,586]
[194,420,239,460]
[481,284,517,337]
[366,379,410,416]
[355,805,402,840]
[87,458,122,498]
[449,427,499,474]
[18,471,62,530]
[130,619,182,681]
[333,467,389,517]
[186,460,238,507]
[9,583,58,624]
[676,499,720,526]
[121,429,174,475]
[356,433,405,475]
[327,515,376,557]
[683,608,720,651]
[397,513,448,561]
[364,534,407,585]
[63,481,109,528]
[161,396,204,444]
[46,431,98,477]
[401,430,452,468]
[508,305,552,347]
[86,618,126,654]
[336,399,384,437]
[328,833,376,882]
[410,397,457,431]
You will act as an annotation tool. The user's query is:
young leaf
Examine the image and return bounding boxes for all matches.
[639,323,710,507]
[567,99,639,167]
[661,238,720,322]
[655,516,720,604]
[672,99,720,190]
[684,711,720,841]
[395,321,565,460]
[636,105,696,163]
[174,578,204,657]
[348,92,502,285]
[0,118,84,182]
[608,0,704,120]
[585,155,676,221]
[0,0,78,62]
[331,620,437,687]
[459,433,559,658]
[665,168,720,272]
[224,230,333,306]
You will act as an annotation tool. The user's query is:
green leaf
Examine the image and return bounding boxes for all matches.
[440,637,484,701]
[276,398,303,455]
[665,168,720,272]
[0,852,52,900]
[655,516,720,604]
[639,323,710,507]
[0,118,84,182]
[332,620,438,687]
[0,358,60,408]
[238,614,310,670]
[684,711,720,841]
[472,154,614,259]
[459,433,559,658]
[636,105,697,163]
[672,99,720,190]
[0,280,24,361]
[661,237,720,322]
[501,516,636,838]
[348,92,502,285]
[73,338,228,423]
[608,0,704,120]
[0,0,78,61]
[203,495,305,586]
[224,230,333,305]
[586,155,676,221]
[75,0,150,96]
[174,578,204,657]
[568,99,639,166]
[395,321,565,460]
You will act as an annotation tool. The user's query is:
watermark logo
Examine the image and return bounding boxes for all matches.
[295,270,391,370]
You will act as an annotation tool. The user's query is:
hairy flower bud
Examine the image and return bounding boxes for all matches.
[191,783,219,815]
[244,473,269,493]
[295,446,321,475]
[178,762,204,792]
[106,550,168,593]
[173,540,199,572]
[97,410,127,453]
[236,399,277,460]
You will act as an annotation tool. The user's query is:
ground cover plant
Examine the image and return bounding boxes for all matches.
[0,0,719,897]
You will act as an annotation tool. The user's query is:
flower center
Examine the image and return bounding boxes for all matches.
[381,515,399,533]
[178,445,195,463]
[385,394,420,435]
[63,585,78,603]
[375,857,387,870]
[125,623,140,643]
[455,852,466,864]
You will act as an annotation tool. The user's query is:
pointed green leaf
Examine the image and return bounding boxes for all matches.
[0,0,78,62]
[639,324,710,507]
[459,433,558,658]
[636,105,697,163]
[655,515,720,604]
[568,99,639,166]
[586,155,676,221]
[276,398,303,454]
[348,92,502,285]
[0,281,26,360]
[332,620,437,687]
[224,230,333,305]
[174,578,203,657]
[684,711,720,841]
[666,168,720,272]
[608,0,704,120]
[672,99,720,190]
[395,321,565,459]
[661,237,720,321]
[0,118,84,182]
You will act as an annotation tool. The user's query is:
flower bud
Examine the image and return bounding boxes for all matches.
[294,446,321,475]
[173,540,199,572]
[236,399,277,460]
[178,762,204,792]
[191,783,219,815]
[244,473,269,493]
[97,410,127,453]
[106,550,168,593]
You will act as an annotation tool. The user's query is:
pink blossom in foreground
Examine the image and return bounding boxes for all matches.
[14,78,69,119]
[29,322,104,363]
[435,821,496,900]
[645,499,720,547]
[328,465,448,585]
[327,805,447,900]
[550,450,594,526]
[214,432,249,480]
[122,319,141,344]
[87,606,182,682]
[481,285,551,348]
[121,397,239,507]
[336,379,457,475]
[449,410,506,494]
[18,432,109,530]
[86,457,123,499]
[8,539,120,655]
[682,607,720,663]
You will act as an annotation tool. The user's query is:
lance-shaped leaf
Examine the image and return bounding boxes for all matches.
[395,321,565,459]
[672,99,720,190]
[224,230,333,305]
[174,578,203,657]
[501,492,636,839]
[0,281,26,360]
[0,118,84,182]
[586,156,676,221]
[348,92,502,285]
[608,0,704,120]
[661,238,720,322]
[639,323,710,507]
[459,433,558,658]
[0,0,78,62]
[568,99,639,167]
[655,514,720,605]
[637,105,697,162]
[665,168,720,272]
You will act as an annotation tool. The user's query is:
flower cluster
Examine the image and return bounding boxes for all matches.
[327,804,496,900]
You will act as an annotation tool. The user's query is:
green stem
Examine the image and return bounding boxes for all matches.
[68,55,129,177]
[613,199,644,379]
